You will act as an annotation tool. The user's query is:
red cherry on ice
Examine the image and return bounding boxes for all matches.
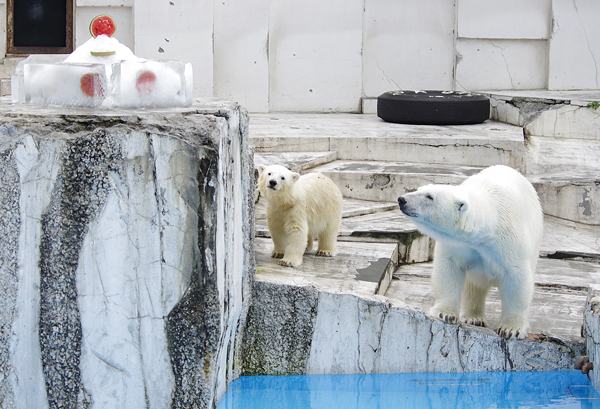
[136,71,156,96]
[90,15,116,38]
[81,73,104,97]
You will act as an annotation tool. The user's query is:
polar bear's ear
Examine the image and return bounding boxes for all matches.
[257,164,266,175]
[291,172,300,182]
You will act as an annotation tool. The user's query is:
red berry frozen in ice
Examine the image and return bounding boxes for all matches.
[90,15,116,38]
[136,71,156,96]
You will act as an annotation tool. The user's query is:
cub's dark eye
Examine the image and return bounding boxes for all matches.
[267,172,271,176]
[425,194,434,200]
[281,176,285,180]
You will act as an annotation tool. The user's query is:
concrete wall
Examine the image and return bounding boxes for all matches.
[0,100,254,409]
[242,280,582,376]
[2,0,600,112]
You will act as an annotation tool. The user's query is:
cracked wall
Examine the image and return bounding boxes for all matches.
[455,40,547,91]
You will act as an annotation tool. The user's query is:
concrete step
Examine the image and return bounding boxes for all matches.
[542,215,600,256]
[255,236,399,296]
[309,160,483,202]
[530,172,600,225]
[385,256,600,346]
[301,159,599,224]
[254,151,337,173]
[250,113,598,225]
[250,113,525,170]
[486,91,600,174]
[525,104,600,141]
[524,136,600,175]
[486,91,600,137]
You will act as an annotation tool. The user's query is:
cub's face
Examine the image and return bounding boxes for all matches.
[257,164,300,194]
[398,184,469,237]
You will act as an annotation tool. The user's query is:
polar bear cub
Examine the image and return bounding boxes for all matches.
[257,164,343,267]
[398,165,543,339]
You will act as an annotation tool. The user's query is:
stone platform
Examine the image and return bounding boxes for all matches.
[248,98,600,375]
[0,99,254,409]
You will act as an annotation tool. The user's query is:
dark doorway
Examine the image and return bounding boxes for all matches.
[7,0,73,54]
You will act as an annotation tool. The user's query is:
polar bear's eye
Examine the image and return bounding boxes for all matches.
[281,176,285,180]
[267,172,271,176]
[425,194,434,201]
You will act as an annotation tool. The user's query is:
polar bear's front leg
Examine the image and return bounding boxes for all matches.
[279,223,309,267]
[268,226,286,259]
[429,250,465,325]
[496,270,533,339]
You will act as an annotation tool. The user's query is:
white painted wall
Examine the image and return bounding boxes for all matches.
[268,0,363,112]
[549,0,600,90]
[132,0,214,98]
[457,0,552,39]
[455,39,548,91]
[455,0,552,91]
[362,0,456,97]
[213,0,269,112]
[3,0,600,111]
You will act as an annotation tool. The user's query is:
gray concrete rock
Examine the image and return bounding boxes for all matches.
[244,276,582,376]
[584,284,600,393]
[241,281,318,375]
[0,100,254,409]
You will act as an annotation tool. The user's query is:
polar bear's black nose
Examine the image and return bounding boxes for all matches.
[398,196,406,207]
[269,179,277,188]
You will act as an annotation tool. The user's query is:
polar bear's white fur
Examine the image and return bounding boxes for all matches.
[398,165,543,339]
[257,164,343,267]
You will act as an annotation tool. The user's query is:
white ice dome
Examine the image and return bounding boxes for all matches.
[64,34,144,65]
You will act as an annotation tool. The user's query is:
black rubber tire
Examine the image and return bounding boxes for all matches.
[377,90,490,125]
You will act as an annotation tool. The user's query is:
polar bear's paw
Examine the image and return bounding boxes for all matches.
[315,250,334,257]
[271,250,284,259]
[462,316,488,328]
[429,307,459,325]
[496,324,528,340]
[279,257,302,267]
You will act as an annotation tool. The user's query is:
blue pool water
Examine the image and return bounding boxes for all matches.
[217,371,599,408]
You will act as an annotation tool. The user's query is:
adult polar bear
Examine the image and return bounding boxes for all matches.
[398,165,543,339]
[257,164,343,267]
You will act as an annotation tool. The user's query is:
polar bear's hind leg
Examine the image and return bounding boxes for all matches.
[315,222,339,257]
[496,268,533,339]
[306,235,314,252]
[460,281,489,327]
